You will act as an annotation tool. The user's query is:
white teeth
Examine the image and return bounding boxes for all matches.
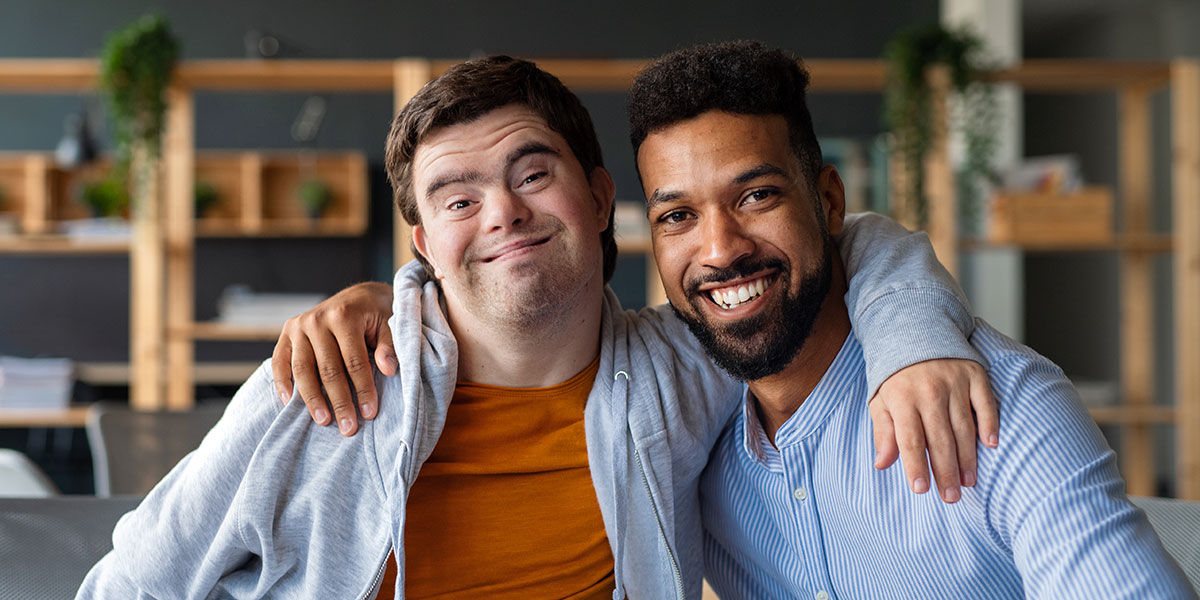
[708,276,771,310]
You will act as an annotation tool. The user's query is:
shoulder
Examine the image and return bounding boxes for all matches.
[968,320,1118,507]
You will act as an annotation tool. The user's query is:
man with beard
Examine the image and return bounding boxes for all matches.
[79,53,994,599]
[628,41,1194,598]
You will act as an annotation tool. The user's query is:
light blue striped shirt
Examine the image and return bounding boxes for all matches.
[700,320,1195,599]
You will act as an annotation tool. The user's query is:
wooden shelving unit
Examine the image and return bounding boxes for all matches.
[920,60,1200,499]
[0,58,1197,500]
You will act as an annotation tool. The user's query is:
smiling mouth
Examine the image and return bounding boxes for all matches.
[483,236,552,262]
[705,275,775,310]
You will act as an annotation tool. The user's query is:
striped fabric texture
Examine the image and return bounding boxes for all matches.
[700,321,1196,599]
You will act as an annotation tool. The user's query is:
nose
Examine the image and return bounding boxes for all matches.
[482,187,533,231]
[698,212,754,269]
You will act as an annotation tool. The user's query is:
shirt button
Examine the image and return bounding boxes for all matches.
[793,487,808,501]
[816,591,830,600]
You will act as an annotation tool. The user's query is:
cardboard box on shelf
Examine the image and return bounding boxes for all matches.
[988,186,1113,245]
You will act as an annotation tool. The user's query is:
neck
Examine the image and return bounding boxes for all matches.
[447,275,605,388]
[748,254,851,445]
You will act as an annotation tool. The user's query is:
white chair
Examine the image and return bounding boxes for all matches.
[0,448,57,497]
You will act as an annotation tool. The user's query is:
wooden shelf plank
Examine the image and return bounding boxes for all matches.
[0,235,130,254]
[0,59,98,91]
[1088,404,1176,425]
[76,361,260,386]
[187,322,282,341]
[176,60,395,91]
[960,233,1173,253]
[0,406,88,428]
[984,60,1171,91]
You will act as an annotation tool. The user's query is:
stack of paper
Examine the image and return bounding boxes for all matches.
[0,357,74,410]
[217,285,324,327]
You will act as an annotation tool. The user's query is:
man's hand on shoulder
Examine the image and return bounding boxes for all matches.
[869,358,998,503]
[271,281,396,436]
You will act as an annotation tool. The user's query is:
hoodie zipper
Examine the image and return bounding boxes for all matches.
[355,546,391,600]
[633,443,685,600]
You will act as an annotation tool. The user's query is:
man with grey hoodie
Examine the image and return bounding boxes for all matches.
[80,54,992,599]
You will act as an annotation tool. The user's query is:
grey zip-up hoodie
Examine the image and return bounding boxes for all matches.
[78,213,980,599]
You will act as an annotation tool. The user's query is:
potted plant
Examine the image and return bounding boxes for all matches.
[98,14,179,220]
[296,179,332,220]
[194,181,219,218]
[80,178,129,218]
[883,24,998,230]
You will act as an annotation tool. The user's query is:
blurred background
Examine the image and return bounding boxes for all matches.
[0,0,1196,500]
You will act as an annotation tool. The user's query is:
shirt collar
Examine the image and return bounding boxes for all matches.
[740,333,866,462]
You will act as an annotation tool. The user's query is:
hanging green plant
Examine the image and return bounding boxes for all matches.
[883,24,998,230]
[98,14,180,181]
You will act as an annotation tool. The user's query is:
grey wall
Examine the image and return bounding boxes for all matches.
[0,0,939,362]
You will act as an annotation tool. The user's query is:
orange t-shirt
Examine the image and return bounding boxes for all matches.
[376,357,613,599]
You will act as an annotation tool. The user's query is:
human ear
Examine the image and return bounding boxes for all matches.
[817,164,846,236]
[411,224,442,279]
[588,167,616,232]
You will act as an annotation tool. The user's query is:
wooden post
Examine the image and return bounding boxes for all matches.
[925,66,958,278]
[164,85,196,411]
[1118,84,1155,496]
[1172,59,1200,500]
[129,141,165,410]
[391,59,434,272]
[22,154,49,234]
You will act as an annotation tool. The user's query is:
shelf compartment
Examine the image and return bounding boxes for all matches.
[259,152,367,235]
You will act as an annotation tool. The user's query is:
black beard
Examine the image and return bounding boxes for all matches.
[672,240,833,381]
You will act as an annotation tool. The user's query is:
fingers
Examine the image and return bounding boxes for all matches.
[869,400,899,469]
[914,392,963,503]
[889,404,931,496]
[970,366,1000,448]
[332,323,379,423]
[308,327,359,437]
[373,320,398,377]
[271,321,297,404]
[950,387,977,488]
[290,333,332,427]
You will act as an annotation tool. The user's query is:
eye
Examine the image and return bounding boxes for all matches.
[658,209,692,225]
[743,188,777,204]
[447,199,472,211]
[520,171,548,186]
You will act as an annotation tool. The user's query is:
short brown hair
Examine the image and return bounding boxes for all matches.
[385,55,617,282]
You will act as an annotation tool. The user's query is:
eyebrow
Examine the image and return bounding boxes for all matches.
[423,141,561,199]
[646,162,788,208]
[734,163,787,184]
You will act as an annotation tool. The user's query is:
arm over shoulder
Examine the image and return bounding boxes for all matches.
[838,212,983,396]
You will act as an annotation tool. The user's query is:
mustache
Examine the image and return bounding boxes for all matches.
[684,257,785,296]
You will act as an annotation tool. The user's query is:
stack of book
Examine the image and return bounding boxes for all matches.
[0,357,73,410]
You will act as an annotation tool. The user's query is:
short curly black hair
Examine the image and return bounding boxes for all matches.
[628,40,823,187]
